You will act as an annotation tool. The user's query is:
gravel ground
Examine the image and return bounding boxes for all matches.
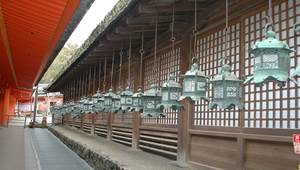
[51,125,196,170]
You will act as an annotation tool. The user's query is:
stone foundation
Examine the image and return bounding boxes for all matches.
[48,127,125,170]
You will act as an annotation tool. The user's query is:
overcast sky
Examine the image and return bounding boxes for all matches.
[66,0,119,46]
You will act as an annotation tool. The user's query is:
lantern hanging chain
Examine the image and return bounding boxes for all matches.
[193,0,198,60]
[99,61,102,89]
[128,35,132,86]
[93,64,96,94]
[139,25,145,87]
[86,69,88,96]
[224,0,229,61]
[119,41,123,88]
[111,50,114,89]
[79,74,81,99]
[171,1,176,73]
[153,14,158,79]
[103,55,107,92]
[89,65,91,91]
[82,72,84,97]
[267,0,273,25]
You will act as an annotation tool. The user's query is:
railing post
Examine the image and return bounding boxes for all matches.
[72,117,75,127]
[91,114,95,135]
[52,114,54,126]
[62,115,65,125]
[107,112,113,141]
[172,34,192,166]
[176,99,194,163]
[132,111,141,149]
[80,114,84,131]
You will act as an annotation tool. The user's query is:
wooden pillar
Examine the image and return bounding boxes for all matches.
[176,34,192,164]
[62,115,65,125]
[132,111,141,149]
[80,114,84,131]
[72,116,75,127]
[237,137,246,170]
[132,51,143,149]
[107,112,113,140]
[91,114,95,135]
[3,88,10,125]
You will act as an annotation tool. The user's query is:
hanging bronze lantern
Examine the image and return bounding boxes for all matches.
[157,72,185,111]
[130,86,144,113]
[92,89,104,113]
[178,57,210,102]
[68,101,76,115]
[82,97,95,114]
[119,85,134,113]
[61,104,68,116]
[140,79,165,118]
[209,58,245,110]
[111,89,121,113]
[72,101,82,118]
[244,23,298,87]
[103,88,116,112]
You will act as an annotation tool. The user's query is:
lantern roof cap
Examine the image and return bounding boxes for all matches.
[132,88,143,97]
[183,63,207,77]
[104,88,117,97]
[211,64,242,82]
[93,88,103,98]
[113,92,121,99]
[143,84,162,97]
[162,74,182,88]
[249,24,295,53]
[120,85,134,96]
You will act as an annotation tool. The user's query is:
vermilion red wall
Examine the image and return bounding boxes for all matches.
[0,91,4,125]
[0,87,16,126]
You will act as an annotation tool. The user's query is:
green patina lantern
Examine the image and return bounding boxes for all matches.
[209,58,245,110]
[244,23,299,87]
[61,104,68,116]
[68,101,76,115]
[140,79,165,118]
[157,72,185,111]
[178,57,210,102]
[103,88,116,113]
[110,90,121,113]
[129,86,144,113]
[50,105,56,115]
[82,97,95,114]
[78,97,85,109]
[92,89,105,113]
[72,101,83,118]
[57,105,62,115]
[119,85,134,113]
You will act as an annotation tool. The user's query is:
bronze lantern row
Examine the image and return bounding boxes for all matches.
[52,23,300,118]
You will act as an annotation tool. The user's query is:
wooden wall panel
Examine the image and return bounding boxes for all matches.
[190,135,237,169]
[245,140,300,170]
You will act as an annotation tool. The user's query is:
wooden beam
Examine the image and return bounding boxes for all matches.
[169,21,187,32]
[126,15,189,25]
[116,24,169,34]
[107,31,154,40]
[138,3,206,14]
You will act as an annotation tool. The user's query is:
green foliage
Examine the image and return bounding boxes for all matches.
[40,43,78,84]
[46,0,132,90]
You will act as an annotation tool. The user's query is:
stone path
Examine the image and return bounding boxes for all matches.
[29,128,92,170]
[50,125,196,170]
